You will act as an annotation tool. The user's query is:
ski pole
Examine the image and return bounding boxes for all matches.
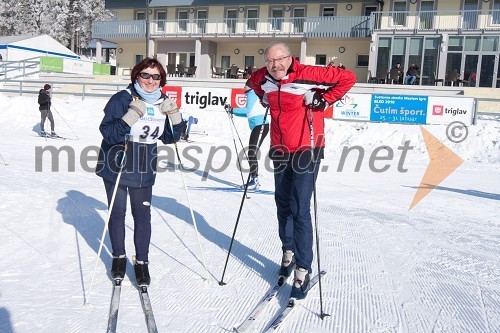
[219,106,269,286]
[307,105,329,320]
[167,115,210,282]
[51,104,80,140]
[224,105,246,187]
[85,134,131,306]
[0,153,8,166]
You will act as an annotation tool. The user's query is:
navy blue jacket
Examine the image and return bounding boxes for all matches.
[96,85,183,188]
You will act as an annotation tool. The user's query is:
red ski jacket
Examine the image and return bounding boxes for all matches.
[249,58,356,155]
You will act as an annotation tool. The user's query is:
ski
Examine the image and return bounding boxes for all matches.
[233,276,288,332]
[263,270,327,333]
[106,279,122,333]
[37,134,67,140]
[138,285,158,333]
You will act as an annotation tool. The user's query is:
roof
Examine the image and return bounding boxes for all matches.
[106,0,368,9]
[86,39,117,49]
[0,35,78,59]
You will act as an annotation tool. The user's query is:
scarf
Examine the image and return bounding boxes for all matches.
[133,82,161,104]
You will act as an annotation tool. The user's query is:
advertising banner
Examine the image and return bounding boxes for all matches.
[426,96,475,125]
[62,58,93,75]
[162,86,246,111]
[332,93,372,121]
[93,63,111,75]
[161,86,475,126]
[370,94,428,124]
[39,56,63,73]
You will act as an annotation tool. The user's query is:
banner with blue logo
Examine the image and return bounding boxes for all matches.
[370,94,428,124]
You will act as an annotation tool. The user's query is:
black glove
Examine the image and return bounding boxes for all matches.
[224,104,233,114]
[303,90,327,110]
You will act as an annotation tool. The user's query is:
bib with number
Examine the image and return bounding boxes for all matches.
[129,102,166,144]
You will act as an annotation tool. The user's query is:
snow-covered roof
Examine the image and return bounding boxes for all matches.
[0,34,78,59]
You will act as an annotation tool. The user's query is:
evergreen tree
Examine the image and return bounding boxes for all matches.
[0,0,112,53]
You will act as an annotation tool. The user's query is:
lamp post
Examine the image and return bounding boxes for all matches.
[146,0,151,58]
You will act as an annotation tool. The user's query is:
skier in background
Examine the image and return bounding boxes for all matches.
[38,84,57,137]
[227,79,270,190]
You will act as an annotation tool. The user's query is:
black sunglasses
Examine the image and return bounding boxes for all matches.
[139,72,162,80]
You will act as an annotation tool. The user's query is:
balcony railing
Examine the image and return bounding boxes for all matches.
[92,16,371,39]
[372,9,500,32]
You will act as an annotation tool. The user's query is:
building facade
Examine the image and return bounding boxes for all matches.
[92,0,500,88]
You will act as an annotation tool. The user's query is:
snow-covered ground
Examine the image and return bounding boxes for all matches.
[0,93,498,333]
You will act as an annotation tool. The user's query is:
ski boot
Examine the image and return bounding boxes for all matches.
[111,255,126,280]
[290,267,310,300]
[134,260,151,286]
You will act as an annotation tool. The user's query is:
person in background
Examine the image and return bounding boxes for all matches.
[227,79,270,191]
[404,64,419,85]
[38,84,56,137]
[338,62,346,69]
[249,42,356,299]
[327,61,335,67]
[95,57,183,286]
[393,63,403,84]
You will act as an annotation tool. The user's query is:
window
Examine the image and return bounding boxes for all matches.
[364,6,377,16]
[482,36,498,51]
[226,9,238,34]
[270,8,284,31]
[135,54,144,65]
[316,54,327,66]
[136,11,145,20]
[419,1,434,29]
[247,9,258,31]
[357,55,369,67]
[493,0,500,25]
[197,10,207,34]
[177,10,188,32]
[156,11,166,32]
[167,53,176,65]
[448,36,463,52]
[221,56,231,70]
[322,7,335,17]
[244,56,254,69]
[393,1,407,26]
[293,7,305,33]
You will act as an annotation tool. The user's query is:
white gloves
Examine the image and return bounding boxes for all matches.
[160,98,182,125]
[122,100,146,127]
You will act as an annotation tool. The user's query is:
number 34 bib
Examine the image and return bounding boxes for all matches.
[129,103,166,144]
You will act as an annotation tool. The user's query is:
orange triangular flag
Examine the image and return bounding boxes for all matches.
[409,126,464,210]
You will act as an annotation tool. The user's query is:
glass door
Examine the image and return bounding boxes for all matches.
[463,54,478,86]
[479,54,496,87]
[293,7,305,33]
[226,9,237,34]
[197,10,207,34]
[463,0,478,30]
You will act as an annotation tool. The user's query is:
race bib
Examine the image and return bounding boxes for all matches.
[129,104,166,144]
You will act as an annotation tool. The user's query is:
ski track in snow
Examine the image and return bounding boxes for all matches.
[0,94,498,332]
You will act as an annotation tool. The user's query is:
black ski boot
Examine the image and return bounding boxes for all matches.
[111,255,126,280]
[134,260,150,286]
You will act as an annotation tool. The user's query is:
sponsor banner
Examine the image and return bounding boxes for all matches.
[426,96,474,125]
[63,58,93,75]
[332,93,371,121]
[162,86,245,111]
[92,63,110,75]
[39,56,63,73]
[370,94,427,124]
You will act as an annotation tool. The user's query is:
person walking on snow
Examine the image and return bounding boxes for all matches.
[95,58,183,286]
[38,84,56,137]
[248,42,356,299]
[228,80,270,191]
